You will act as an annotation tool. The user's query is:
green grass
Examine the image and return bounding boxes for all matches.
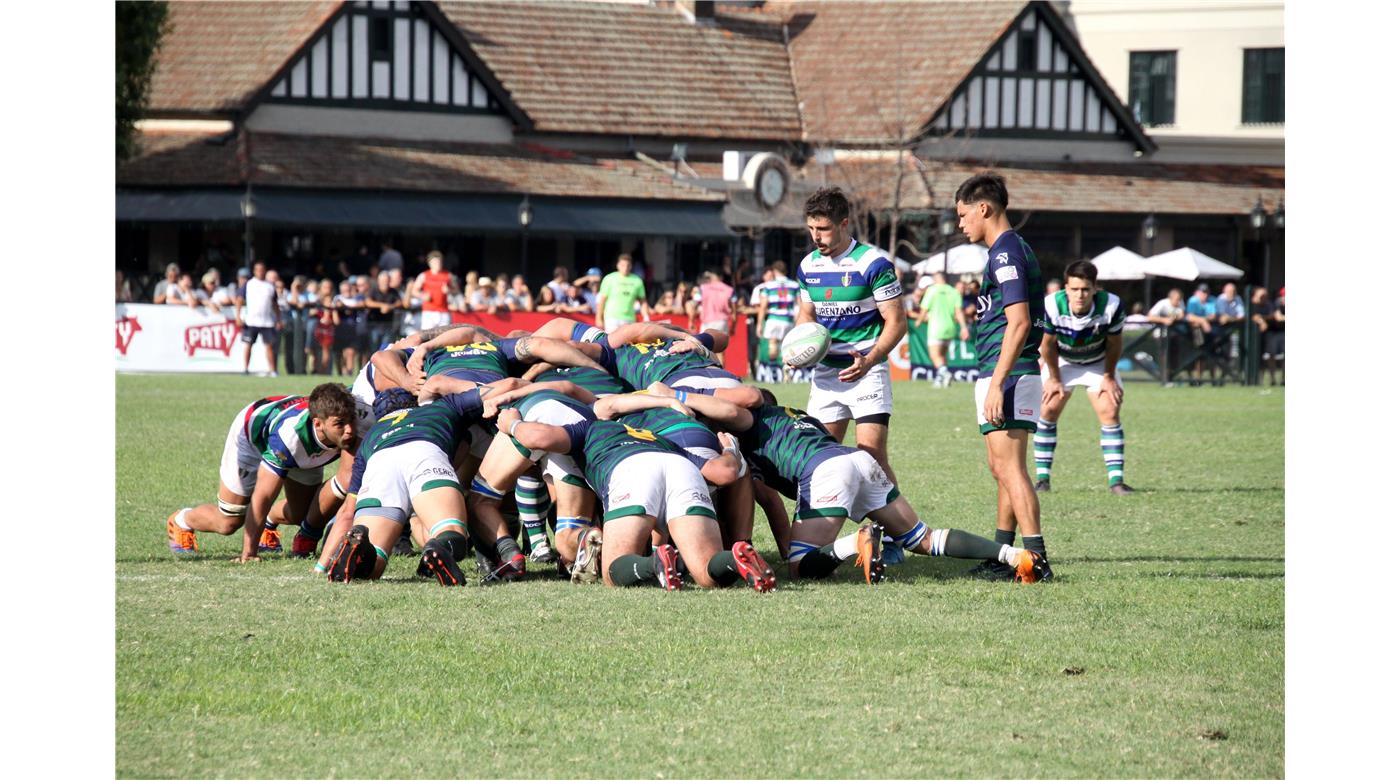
[116,374,1283,778]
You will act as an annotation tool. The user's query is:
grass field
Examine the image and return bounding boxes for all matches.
[116,373,1283,778]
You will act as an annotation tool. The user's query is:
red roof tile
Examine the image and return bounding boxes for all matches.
[436,1,801,140]
[147,2,340,114]
[772,1,1025,144]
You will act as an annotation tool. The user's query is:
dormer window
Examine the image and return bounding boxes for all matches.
[370,17,392,62]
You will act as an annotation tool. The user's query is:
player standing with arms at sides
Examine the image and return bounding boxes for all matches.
[955,172,1055,580]
[792,188,907,484]
[236,260,280,376]
[915,272,970,387]
[409,251,457,332]
[595,254,652,332]
[755,261,803,367]
[1036,260,1134,495]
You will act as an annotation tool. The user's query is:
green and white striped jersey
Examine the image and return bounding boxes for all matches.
[1043,290,1125,365]
[796,239,902,366]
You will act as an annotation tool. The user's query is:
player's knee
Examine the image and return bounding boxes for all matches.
[467,476,506,505]
[216,499,247,533]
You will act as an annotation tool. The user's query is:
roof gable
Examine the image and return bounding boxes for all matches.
[256,1,526,125]
[927,2,1154,152]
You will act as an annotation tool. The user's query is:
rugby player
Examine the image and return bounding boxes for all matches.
[593,333,761,408]
[324,387,489,585]
[955,172,1055,580]
[502,410,776,592]
[736,390,1048,584]
[1036,261,1134,494]
[165,383,358,562]
[792,188,906,486]
[754,261,802,364]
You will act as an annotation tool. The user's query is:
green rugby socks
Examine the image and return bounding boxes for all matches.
[1101,424,1125,486]
[1034,421,1057,483]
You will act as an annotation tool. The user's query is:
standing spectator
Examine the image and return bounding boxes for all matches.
[560,283,591,313]
[505,274,534,312]
[653,289,679,314]
[576,267,602,314]
[696,270,735,335]
[199,270,235,314]
[595,255,650,331]
[333,279,365,375]
[915,271,970,387]
[469,277,501,314]
[409,250,457,331]
[1214,281,1247,366]
[547,266,572,303]
[365,272,401,351]
[116,269,134,302]
[1252,287,1285,386]
[235,261,281,376]
[284,275,311,374]
[1147,288,1186,325]
[152,263,180,303]
[311,278,338,374]
[377,241,403,274]
[165,273,200,307]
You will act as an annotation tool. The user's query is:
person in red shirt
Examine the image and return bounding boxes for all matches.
[409,250,458,331]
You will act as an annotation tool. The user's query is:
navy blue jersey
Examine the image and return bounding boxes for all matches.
[975,230,1045,376]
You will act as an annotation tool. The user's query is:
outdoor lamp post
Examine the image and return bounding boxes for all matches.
[518,195,533,277]
[241,187,256,267]
[1250,196,1282,294]
[938,207,957,272]
[1142,213,1158,305]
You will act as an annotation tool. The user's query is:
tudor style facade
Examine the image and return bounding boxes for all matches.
[117,0,1283,300]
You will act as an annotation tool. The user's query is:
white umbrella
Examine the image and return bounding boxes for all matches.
[1089,246,1148,281]
[1143,247,1244,280]
[914,243,989,275]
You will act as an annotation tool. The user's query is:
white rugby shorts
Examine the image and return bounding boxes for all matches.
[761,318,793,341]
[600,451,715,527]
[1042,358,1121,395]
[354,440,461,522]
[974,374,1042,434]
[807,360,893,423]
[796,448,899,521]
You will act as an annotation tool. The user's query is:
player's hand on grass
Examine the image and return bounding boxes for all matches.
[232,553,261,563]
[983,384,1005,427]
[838,353,872,383]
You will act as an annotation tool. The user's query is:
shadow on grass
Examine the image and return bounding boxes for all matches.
[1065,555,1283,564]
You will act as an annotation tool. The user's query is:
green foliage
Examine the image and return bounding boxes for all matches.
[117,374,1283,777]
[116,1,169,162]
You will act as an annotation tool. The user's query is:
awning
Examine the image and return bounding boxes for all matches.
[117,188,732,238]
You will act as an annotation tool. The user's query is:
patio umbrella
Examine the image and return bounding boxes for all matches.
[1143,247,1244,280]
[1089,246,1148,281]
[913,243,989,275]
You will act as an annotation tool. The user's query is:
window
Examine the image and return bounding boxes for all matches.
[370,17,392,62]
[1017,28,1037,72]
[1128,51,1176,126]
[1243,48,1284,124]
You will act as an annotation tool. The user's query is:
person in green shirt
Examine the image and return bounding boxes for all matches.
[914,272,970,387]
[595,254,651,331]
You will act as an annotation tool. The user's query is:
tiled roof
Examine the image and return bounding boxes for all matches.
[147,2,340,114]
[117,130,725,202]
[436,1,801,140]
[772,1,1025,144]
[814,156,1284,215]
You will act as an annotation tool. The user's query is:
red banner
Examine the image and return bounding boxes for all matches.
[450,311,750,378]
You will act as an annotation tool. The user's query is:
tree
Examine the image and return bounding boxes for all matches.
[116,1,169,162]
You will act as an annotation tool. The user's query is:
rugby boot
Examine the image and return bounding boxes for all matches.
[1109,483,1136,496]
[570,528,603,584]
[1012,550,1052,584]
[289,530,319,558]
[391,533,416,556]
[418,538,467,587]
[328,525,376,582]
[965,559,1014,581]
[880,534,905,566]
[853,523,886,585]
[166,510,198,555]
[257,526,283,554]
[529,544,559,565]
[499,552,528,582]
[731,541,776,593]
[655,544,684,591]
[1034,480,1051,493]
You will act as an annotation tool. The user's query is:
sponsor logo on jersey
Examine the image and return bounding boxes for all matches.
[841,272,853,287]
[1018,407,1034,416]
[996,252,1009,265]
[874,281,903,300]
[824,288,833,300]
[185,321,240,357]
[815,303,864,317]
[975,294,993,317]
[817,493,841,503]
[994,266,1019,284]
[857,393,879,402]
[115,316,142,355]
[805,278,822,284]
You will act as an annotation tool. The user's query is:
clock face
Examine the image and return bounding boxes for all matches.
[758,166,786,207]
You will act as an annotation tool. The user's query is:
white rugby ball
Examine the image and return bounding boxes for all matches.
[781,322,832,368]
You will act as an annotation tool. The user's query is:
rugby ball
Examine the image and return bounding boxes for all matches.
[781,322,831,368]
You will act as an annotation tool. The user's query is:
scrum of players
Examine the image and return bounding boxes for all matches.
[164,317,1050,590]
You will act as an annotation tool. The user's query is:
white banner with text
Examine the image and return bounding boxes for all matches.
[115,304,274,373]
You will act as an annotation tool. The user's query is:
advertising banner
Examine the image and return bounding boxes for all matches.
[115,304,273,373]
[889,319,981,383]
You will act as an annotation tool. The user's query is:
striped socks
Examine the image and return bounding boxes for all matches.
[1101,424,1125,486]
[1033,421,1057,483]
[515,475,550,553]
